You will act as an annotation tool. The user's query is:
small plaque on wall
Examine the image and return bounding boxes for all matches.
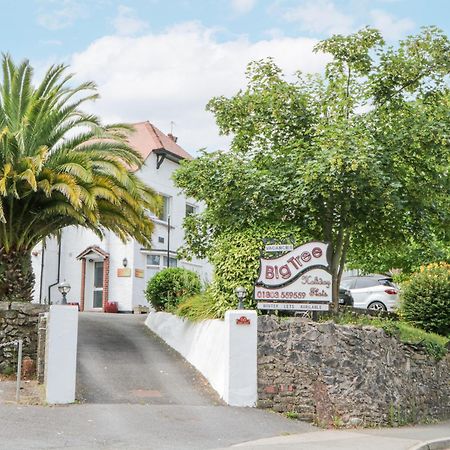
[117,268,131,277]
[135,269,144,278]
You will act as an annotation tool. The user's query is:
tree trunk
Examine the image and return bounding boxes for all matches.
[0,247,35,302]
[331,271,340,312]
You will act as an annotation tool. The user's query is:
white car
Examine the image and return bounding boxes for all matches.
[340,275,400,312]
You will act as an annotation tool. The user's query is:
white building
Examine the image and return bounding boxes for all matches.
[32,122,211,312]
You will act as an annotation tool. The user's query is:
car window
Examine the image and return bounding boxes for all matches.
[354,278,378,289]
[378,278,395,287]
[340,279,355,289]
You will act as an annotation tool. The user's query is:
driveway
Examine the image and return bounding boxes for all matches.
[76,312,220,406]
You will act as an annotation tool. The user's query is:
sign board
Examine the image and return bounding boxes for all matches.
[255,241,331,311]
[236,316,251,325]
[265,244,294,253]
[117,268,131,277]
[135,269,144,278]
[257,302,330,311]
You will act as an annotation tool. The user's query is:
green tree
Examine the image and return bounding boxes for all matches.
[0,55,161,302]
[175,27,450,310]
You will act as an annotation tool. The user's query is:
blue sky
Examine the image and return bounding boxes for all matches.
[1,0,448,152]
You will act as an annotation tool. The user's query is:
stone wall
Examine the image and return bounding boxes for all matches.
[257,316,450,426]
[0,302,49,373]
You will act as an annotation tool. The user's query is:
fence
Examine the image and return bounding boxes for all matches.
[0,339,23,402]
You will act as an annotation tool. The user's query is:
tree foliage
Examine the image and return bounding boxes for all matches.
[0,55,161,301]
[175,27,450,309]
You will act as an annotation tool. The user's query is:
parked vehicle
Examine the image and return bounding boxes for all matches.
[339,288,354,307]
[340,275,399,312]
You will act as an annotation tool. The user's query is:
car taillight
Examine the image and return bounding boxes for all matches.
[385,289,397,295]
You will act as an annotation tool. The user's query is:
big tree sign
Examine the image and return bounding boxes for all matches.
[255,241,332,311]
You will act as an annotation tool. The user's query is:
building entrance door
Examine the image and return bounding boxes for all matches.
[92,261,104,309]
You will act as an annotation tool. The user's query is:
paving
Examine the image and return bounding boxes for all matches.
[226,422,450,450]
[0,312,448,449]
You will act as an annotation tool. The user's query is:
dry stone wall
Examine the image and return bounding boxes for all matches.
[257,316,450,426]
[0,302,48,373]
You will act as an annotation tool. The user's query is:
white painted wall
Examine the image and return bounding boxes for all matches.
[45,306,78,404]
[145,310,257,407]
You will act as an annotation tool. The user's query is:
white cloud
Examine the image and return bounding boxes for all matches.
[112,5,149,36]
[70,22,328,154]
[370,9,415,40]
[231,0,257,14]
[37,0,86,30]
[282,0,354,35]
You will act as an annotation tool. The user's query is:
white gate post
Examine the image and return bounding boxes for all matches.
[223,309,257,407]
[45,305,79,404]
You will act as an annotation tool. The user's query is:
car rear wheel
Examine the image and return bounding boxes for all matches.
[368,301,387,312]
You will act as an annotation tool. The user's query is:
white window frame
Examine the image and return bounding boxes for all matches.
[144,252,178,282]
[185,203,197,217]
[158,194,171,222]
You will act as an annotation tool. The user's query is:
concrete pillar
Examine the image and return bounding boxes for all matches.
[223,310,257,407]
[45,305,78,404]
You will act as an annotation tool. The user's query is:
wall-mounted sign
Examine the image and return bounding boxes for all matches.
[236,316,251,325]
[135,269,144,278]
[265,244,294,253]
[117,268,131,277]
[255,241,331,311]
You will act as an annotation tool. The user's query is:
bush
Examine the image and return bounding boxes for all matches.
[401,262,450,336]
[145,268,201,311]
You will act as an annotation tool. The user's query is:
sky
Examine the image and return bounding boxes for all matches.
[2,0,449,153]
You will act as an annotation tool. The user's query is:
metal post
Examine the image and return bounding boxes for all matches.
[16,340,22,403]
[167,216,171,268]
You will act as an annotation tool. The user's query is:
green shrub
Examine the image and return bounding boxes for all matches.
[401,262,450,336]
[145,268,201,311]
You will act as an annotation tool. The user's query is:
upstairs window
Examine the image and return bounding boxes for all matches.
[158,195,171,222]
[186,203,197,217]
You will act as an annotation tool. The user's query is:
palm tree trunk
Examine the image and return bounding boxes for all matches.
[0,247,34,302]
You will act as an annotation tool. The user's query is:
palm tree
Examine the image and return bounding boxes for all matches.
[0,55,161,302]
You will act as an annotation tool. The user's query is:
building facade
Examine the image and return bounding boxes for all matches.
[32,122,211,312]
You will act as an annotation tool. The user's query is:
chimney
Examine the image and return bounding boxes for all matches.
[168,133,178,143]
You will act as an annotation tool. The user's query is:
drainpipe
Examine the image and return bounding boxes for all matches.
[47,239,62,305]
[167,216,171,268]
[38,239,45,304]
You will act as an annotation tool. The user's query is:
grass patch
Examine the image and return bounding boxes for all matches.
[175,292,221,322]
[321,311,448,360]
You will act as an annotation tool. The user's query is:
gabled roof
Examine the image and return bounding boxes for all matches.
[76,245,110,260]
[128,121,193,165]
